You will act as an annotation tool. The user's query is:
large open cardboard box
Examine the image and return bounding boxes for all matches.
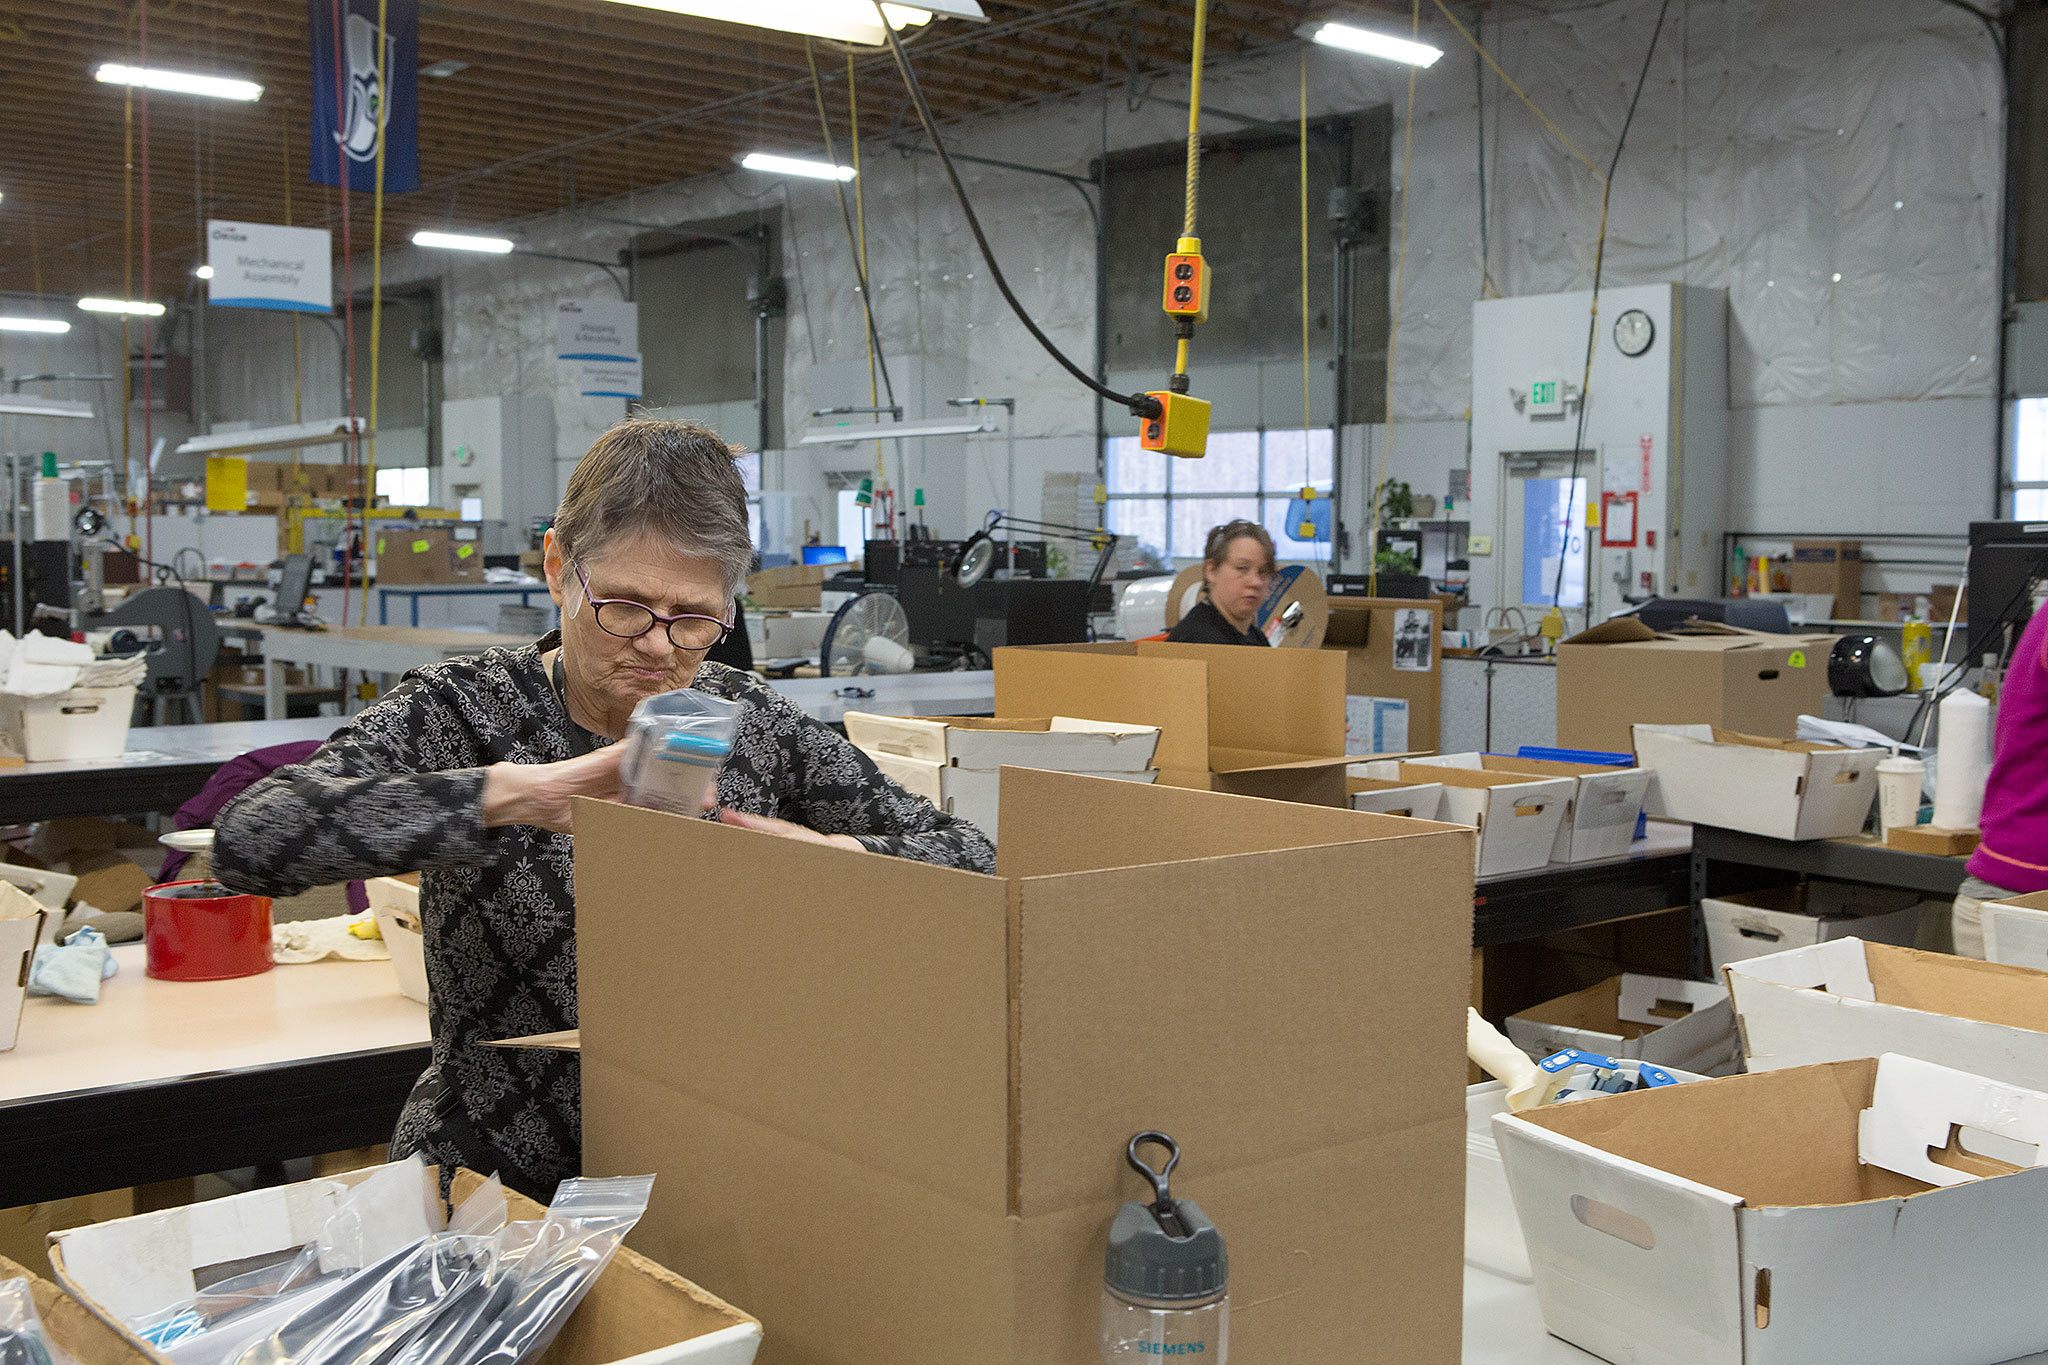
[1557,619,1834,752]
[1321,597,1443,754]
[1726,938,2048,1088]
[1633,724,1881,840]
[49,1163,762,1365]
[1497,1055,2048,1365]
[570,769,1477,1365]
[1983,889,2048,970]
[993,641,1371,806]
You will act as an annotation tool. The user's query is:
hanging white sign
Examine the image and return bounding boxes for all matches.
[206,220,333,314]
[557,299,642,400]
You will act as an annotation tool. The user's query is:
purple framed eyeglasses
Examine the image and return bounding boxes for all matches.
[573,560,733,650]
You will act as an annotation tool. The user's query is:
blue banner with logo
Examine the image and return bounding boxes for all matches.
[309,0,419,193]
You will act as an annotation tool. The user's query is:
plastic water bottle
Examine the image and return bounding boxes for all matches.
[1101,1132,1228,1363]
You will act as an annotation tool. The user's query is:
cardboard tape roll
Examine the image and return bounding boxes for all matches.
[1163,564,1206,628]
[1259,567,1329,649]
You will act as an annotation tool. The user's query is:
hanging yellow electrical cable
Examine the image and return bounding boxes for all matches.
[1370,0,1423,596]
[362,0,391,624]
[282,119,303,429]
[1298,51,1312,455]
[121,77,135,541]
[847,52,885,500]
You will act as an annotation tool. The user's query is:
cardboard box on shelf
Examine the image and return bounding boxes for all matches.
[1556,619,1835,752]
[1322,597,1443,754]
[1983,890,2048,971]
[1633,724,1882,841]
[1360,760,1572,877]
[1496,1054,2048,1365]
[746,563,833,609]
[1725,938,2048,1088]
[1506,973,1737,1075]
[374,525,483,585]
[0,883,46,1052]
[567,769,1477,1365]
[994,641,1375,806]
[49,1162,762,1365]
[1702,882,1931,972]
[0,1254,155,1365]
[1884,824,1979,856]
[1347,774,1447,819]
[1783,538,1863,619]
[1410,753,1650,864]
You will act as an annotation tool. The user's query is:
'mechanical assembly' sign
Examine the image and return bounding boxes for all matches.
[207,220,334,314]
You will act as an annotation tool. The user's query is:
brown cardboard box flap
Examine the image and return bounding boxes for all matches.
[0,1256,157,1365]
[487,1029,582,1051]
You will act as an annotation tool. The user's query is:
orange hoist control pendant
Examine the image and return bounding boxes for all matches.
[1138,390,1212,459]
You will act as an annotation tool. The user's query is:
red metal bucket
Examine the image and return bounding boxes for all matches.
[144,880,273,981]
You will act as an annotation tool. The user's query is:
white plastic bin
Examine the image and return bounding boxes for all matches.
[2,685,136,762]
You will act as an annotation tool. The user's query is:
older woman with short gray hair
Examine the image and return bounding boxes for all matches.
[213,418,993,1198]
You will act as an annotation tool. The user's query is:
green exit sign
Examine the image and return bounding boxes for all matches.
[1528,378,1565,416]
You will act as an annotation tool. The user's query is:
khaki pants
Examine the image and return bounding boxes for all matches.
[1950,875,2019,960]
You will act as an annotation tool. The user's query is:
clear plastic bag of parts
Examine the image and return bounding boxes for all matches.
[129,1160,509,1365]
[227,1173,652,1365]
[618,689,741,816]
[0,1278,78,1365]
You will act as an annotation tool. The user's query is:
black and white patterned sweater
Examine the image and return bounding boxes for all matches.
[211,633,994,1197]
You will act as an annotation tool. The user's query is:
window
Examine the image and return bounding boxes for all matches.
[1103,429,1334,562]
[2015,398,2048,518]
[376,466,431,507]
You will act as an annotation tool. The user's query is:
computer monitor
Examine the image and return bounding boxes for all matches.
[275,553,313,622]
[1968,521,2048,649]
[802,545,850,566]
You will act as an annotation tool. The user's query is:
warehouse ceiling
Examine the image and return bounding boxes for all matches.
[0,0,1430,300]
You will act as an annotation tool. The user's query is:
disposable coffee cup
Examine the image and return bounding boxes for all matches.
[1876,754,1926,834]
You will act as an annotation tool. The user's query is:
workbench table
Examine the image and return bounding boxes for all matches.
[0,717,342,824]
[1474,820,1693,947]
[223,623,532,719]
[0,945,430,1206]
[378,582,554,629]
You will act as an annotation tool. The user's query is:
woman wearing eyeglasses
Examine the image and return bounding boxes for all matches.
[212,418,994,1199]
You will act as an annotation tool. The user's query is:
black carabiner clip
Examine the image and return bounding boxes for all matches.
[1126,1131,1189,1238]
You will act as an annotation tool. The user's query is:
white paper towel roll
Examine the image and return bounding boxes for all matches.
[31,478,69,542]
[1933,689,1992,830]
[1114,576,1177,640]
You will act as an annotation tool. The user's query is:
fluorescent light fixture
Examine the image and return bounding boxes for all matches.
[94,62,263,102]
[0,396,95,420]
[420,58,471,78]
[595,0,983,47]
[175,417,366,458]
[739,152,856,182]
[194,264,215,280]
[798,418,995,445]
[0,317,72,334]
[78,297,165,316]
[1301,20,1443,67]
[412,229,516,254]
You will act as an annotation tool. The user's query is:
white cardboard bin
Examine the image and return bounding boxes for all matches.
[1726,937,2048,1087]
[364,875,428,1005]
[0,883,46,1052]
[49,1160,762,1365]
[1507,973,1737,1075]
[1496,1053,2048,1365]
[1,685,137,762]
[1702,881,1929,972]
[1984,890,2048,971]
[1347,775,1447,820]
[1362,760,1571,877]
[865,752,1156,833]
[1633,724,1881,840]
[1412,753,1651,864]
[842,713,1161,772]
